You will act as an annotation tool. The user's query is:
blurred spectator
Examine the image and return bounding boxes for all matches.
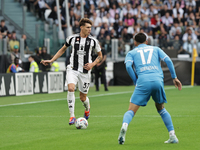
[123,3,134,18]
[102,13,115,26]
[180,36,193,56]
[121,28,132,54]
[161,11,173,33]
[109,3,120,19]
[147,4,158,18]
[72,20,80,34]
[6,57,23,73]
[137,12,149,27]
[115,20,124,38]
[51,61,60,72]
[24,0,35,12]
[182,27,197,44]
[28,55,39,72]
[124,13,135,27]
[172,35,182,52]
[98,0,109,11]
[142,21,153,37]
[9,31,20,51]
[41,46,51,71]
[34,0,51,20]
[103,35,112,57]
[163,0,174,9]
[89,12,102,36]
[153,0,163,11]
[0,20,8,37]
[186,12,196,26]
[94,44,108,91]
[110,28,116,39]
[172,2,184,19]
[74,3,82,20]
[10,45,22,67]
[150,13,161,37]
[21,34,30,54]
[185,0,196,11]
[69,8,76,26]
[169,21,182,39]
[158,27,169,48]
[97,28,106,44]
[159,4,172,17]
[98,7,107,18]
[118,36,125,56]
[34,47,43,71]
[142,0,153,9]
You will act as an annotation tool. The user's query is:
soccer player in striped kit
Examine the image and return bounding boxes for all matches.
[41,18,102,125]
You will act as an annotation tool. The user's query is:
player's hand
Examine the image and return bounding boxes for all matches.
[41,60,52,66]
[84,63,94,70]
[173,78,182,91]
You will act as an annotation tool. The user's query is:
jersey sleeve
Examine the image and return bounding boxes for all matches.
[157,47,168,61]
[124,52,133,64]
[94,39,101,52]
[65,36,74,47]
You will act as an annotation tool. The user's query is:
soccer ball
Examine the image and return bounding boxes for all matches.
[75,117,88,129]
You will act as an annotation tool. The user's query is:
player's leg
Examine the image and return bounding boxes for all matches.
[101,67,108,91]
[78,72,91,120]
[118,102,140,145]
[155,103,179,143]
[66,69,78,125]
[80,92,90,119]
[152,80,178,143]
[94,68,99,91]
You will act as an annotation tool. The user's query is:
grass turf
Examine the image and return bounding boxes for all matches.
[0,85,199,150]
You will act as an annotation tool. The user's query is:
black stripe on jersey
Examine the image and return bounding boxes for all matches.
[73,36,80,71]
[83,37,92,73]
[92,39,96,49]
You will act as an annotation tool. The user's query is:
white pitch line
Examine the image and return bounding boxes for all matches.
[0,86,193,108]
[0,115,199,118]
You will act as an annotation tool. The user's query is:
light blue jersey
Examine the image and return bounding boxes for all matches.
[125,44,169,81]
[125,44,177,106]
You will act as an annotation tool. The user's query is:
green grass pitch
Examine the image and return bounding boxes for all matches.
[0,85,199,150]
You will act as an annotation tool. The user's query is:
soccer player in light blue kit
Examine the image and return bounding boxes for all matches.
[118,33,182,145]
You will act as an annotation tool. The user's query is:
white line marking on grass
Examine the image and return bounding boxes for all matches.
[0,86,193,108]
[0,115,199,118]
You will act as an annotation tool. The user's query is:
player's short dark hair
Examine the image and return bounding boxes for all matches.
[134,33,147,43]
[29,55,35,59]
[79,18,92,27]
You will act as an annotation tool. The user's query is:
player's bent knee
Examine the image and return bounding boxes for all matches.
[155,103,164,111]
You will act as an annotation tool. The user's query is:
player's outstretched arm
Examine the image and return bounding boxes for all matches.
[41,45,68,66]
[173,78,182,91]
[84,51,102,70]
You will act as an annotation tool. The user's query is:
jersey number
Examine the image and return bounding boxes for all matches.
[137,48,153,64]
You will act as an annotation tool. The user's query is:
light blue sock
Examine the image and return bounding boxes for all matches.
[122,110,134,124]
[158,108,174,132]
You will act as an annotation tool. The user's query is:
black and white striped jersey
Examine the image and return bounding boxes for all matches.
[65,34,101,73]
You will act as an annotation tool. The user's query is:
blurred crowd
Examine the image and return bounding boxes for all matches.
[22,0,200,57]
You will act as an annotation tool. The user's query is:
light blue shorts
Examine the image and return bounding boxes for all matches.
[130,80,167,106]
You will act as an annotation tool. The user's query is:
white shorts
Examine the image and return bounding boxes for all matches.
[66,66,91,94]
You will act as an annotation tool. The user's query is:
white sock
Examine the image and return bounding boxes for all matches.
[82,97,90,111]
[122,122,128,131]
[169,130,175,136]
[67,91,75,117]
